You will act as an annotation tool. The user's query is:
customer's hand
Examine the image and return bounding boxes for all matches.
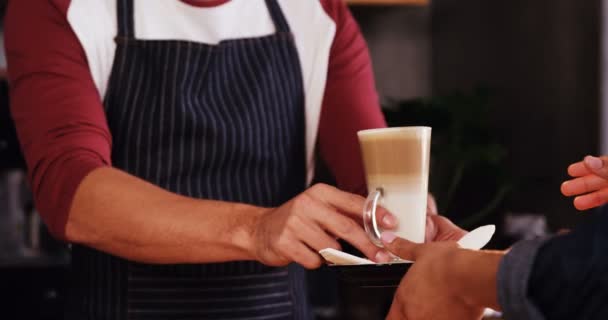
[382,233,503,320]
[250,184,396,269]
[561,155,608,210]
[426,194,468,242]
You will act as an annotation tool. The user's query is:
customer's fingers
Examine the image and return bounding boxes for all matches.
[573,188,608,211]
[583,156,608,180]
[386,301,406,320]
[561,175,608,196]
[425,214,468,242]
[381,232,422,261]
[427,193,438,215]
[568,161,590,177]
[425,215,438,242]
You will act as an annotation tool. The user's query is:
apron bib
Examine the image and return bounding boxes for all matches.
[66,0,309,319]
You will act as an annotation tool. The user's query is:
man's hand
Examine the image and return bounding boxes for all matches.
[250,184,396,269]
[561,155,608,210]
[426,194,468,242]
[382,233,503,320]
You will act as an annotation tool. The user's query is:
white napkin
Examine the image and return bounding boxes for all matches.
[319,225,496,266]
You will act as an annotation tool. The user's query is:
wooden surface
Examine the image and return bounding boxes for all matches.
[347,0,428,5]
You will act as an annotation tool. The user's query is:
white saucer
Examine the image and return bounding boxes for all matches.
[319,224,496,266]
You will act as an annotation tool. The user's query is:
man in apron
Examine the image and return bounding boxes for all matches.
[6,0,466,318]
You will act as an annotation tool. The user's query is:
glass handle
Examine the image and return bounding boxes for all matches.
[363,188,384,247]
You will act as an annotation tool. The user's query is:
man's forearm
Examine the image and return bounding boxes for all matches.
[65,167,264,264]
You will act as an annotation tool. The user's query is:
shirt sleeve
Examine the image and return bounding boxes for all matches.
[317,0,387,196]
[527,209,608,319]
[497,239,547,320]
[498,209,608,320]
[5,0,112,241]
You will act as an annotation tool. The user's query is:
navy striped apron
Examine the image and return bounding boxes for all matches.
[65,0,310,319]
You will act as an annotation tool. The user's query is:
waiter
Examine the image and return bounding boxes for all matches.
[6,0,465,319]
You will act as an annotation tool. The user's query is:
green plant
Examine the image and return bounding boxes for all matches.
[382,88,513,228]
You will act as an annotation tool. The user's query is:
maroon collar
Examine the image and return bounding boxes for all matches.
[180,0,230,7]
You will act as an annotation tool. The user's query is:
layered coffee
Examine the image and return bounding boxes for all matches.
[358,127,431,243]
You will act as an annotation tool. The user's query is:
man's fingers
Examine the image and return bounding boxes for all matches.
[573,188,608,211]
[375,205,399,230]
[583,155,608,180]
[308,183,365,218]
[295,220,341,252]
[561,175,608,196]
[568,161,590,177]
[381,232,421,261]
[311,204,388,262]
[309,183,398,229]
[289,242,324,269]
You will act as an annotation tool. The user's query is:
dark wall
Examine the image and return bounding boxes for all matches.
[351,6,431,100]
[432,0,601,228]
[354,0,601,229]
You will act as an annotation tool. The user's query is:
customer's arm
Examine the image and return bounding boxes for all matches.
[383,208,608,320]
[382,233,502,320]
[498,153,608,319]
[500,209,608,320]
[383,151,608,319]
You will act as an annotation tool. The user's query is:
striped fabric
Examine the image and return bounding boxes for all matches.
[65,0,310,319]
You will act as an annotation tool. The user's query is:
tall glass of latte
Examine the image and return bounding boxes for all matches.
[358,127,431,247]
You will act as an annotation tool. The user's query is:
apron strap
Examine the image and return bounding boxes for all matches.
[116,0,135,39]
[116,0,290,39]
[265,0,292,34]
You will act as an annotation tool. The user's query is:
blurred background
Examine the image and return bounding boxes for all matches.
[0,0,603,319]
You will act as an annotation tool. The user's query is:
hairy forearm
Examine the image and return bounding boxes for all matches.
[65,167,264,264]
[453,249,505,310]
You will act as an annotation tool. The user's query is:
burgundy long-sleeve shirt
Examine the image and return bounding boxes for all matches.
[5,0,387,240]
